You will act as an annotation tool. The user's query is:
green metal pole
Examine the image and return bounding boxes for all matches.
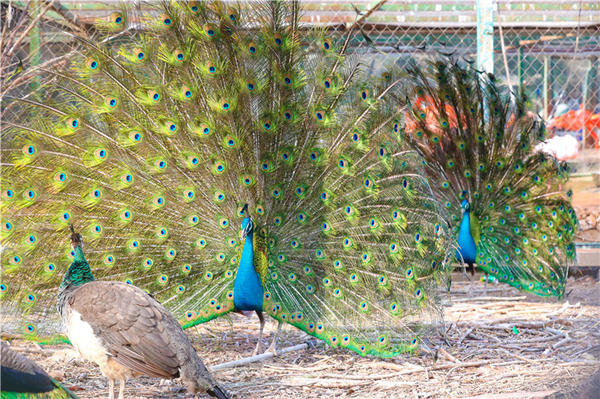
[543,56,549,120]
[582,59,591,150]
[476,0,494,74]
[585,57,598,111]
[517,47,523,92]
[30,0,41,90]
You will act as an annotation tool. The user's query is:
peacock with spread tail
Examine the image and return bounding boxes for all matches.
[401,59,577,297]
[1,0,451,358]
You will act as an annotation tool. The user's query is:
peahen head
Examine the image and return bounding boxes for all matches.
[461,199,471,213]
[69,224,83,250]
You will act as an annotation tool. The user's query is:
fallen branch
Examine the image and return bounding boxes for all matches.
[451,296,527,303]
[457,327,475,345]
[454,390,557,399]
[438,347,459,363]
[210,342,315,371]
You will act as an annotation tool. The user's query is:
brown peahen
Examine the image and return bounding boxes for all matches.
[58,226,229,399]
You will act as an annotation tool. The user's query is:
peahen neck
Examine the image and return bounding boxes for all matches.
[59,246,95,294]
[456,210,477,264]
[233,228,264,311]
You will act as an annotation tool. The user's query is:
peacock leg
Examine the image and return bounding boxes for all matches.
[252,310,265,356]
[483,272,489,295]
[117,379,125,399]
[108,379,115,399]
[266,321,282,355]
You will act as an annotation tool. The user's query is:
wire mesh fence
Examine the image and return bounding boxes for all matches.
[2,0,599,153]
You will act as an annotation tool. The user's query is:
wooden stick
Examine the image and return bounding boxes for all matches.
[451,296,527,303]
[454,391,557,399]
[438,347,459,363]
[210,342,314,371]
[457,327,475,345]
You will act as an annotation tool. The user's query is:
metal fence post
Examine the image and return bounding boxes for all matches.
[477,0,494,74]
[517,46,523,91]
[543,56,550,120]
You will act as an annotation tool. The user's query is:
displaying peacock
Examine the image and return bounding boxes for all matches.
[1,341,78,399]
[1,0,451,358]
[400,59,577,297]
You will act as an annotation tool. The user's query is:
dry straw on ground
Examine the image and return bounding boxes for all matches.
[3,275,599,398]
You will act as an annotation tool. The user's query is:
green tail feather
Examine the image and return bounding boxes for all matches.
[0,384,77,399]
[1,1,452,357]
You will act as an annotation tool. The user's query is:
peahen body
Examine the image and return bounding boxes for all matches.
[401,60,577,297]
[1,0,451,358]
[57,227,228,399]
[0,341,78,399]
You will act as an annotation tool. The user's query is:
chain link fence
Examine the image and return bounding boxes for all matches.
[2,0,599,154]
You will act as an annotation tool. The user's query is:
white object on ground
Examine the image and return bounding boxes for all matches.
[535,134,579,161]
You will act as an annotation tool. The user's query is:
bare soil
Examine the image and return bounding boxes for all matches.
[3,275,599,399]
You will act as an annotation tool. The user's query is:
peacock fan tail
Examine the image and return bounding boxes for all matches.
[398,59,577,298]
[0,1,453,357]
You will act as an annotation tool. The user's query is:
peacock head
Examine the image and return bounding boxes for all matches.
[69,224,83,250]
[461,199,471,213]
[240,204,254,240]
[241,217,254,240]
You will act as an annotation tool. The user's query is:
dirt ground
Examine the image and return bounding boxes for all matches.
[567,176,600,242]
[3,275,599,399]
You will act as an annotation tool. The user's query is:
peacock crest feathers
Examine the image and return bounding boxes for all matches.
[400,59,577,297]
[1,1,452,357]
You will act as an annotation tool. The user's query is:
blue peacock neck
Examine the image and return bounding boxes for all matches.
[233,217,264,311]
[456,201,477,264]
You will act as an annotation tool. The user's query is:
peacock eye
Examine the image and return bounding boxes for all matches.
[87,59,98,70]
[111,12,123,25]
[161,14,172,26]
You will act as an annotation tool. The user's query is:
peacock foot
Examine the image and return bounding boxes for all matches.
[265,341,279,356]
[252,341,263,356]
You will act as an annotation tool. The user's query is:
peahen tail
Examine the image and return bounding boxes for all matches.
[180,350,230,399]
[399,58,577,297]
[1,1,453,357]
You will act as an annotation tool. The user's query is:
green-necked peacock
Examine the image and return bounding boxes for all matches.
[400,59,577,297]
[1,0,451,358]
